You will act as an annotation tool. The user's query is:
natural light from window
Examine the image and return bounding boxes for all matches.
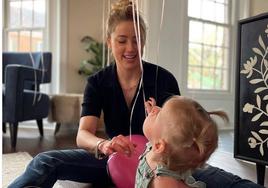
[187,0,230,91]
[6,0,46,52]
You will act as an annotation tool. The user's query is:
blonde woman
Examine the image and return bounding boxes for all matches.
[9,0,179,187]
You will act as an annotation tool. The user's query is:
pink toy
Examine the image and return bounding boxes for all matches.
[108,135,148,188]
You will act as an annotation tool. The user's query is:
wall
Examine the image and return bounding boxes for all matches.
[250,0,268,16]
[66,0,105,93]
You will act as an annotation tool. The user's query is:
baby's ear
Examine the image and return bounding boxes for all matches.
[152,139,166,154]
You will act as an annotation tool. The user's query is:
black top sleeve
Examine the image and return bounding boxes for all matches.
[81,75,102,117]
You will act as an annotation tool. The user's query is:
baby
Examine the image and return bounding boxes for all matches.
[135,96,228,188]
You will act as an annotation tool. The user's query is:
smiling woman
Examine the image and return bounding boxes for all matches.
[7,1,181,187]
[108,21,142,70]
[105,0,147,109]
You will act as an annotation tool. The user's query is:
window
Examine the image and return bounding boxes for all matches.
[187,0,231,91]
[5,0,47,52]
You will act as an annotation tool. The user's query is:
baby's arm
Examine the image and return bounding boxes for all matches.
[150,176,190,188]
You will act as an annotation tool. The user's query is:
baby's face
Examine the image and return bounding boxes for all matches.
[143,96,193,141]
[143,106,162,141]
[143,96,192,142]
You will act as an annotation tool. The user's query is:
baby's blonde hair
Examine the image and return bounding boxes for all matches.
[159,96,228,172]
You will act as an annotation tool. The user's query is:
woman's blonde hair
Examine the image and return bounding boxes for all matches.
[107,0,147,43]
[159,96,229,172]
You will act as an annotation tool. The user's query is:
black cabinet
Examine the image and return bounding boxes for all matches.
[235,13,268,186]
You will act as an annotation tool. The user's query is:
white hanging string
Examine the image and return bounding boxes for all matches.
[38,52,45,101]
[29,53,38,105]
[29,52,45,105]
[134,0,147,116]
[129,0,147,141]
[154,0,166,102]
[106,0,111,66]
[128,0,166,140]
[133,0,143,71]
[102,0,106,68]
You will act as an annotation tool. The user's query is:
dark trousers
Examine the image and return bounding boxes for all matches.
[193,165,265,188]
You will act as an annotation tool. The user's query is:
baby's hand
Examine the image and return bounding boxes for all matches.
[145,97,156,114]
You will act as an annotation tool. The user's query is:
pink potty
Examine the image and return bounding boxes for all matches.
[107,135,148,188]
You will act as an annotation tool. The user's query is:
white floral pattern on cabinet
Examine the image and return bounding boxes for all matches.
[240,24,268,156]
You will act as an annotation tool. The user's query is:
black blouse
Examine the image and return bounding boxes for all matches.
[81,61,180,138]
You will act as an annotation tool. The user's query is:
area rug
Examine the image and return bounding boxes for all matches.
[2,152,91,188]
[2,152,33,188]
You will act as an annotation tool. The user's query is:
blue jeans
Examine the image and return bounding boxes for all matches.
[8,149,264,188]
[193,166,265,188]
[8,149,113,188]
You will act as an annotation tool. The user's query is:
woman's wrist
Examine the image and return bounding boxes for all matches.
[95,139,107,159]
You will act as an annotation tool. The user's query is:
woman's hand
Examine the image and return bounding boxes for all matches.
[98,135,136,157]
[145,97,156,114]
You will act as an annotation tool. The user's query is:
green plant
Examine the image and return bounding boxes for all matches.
[78,36,107,76]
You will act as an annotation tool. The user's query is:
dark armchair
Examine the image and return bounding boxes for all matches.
[2,52,52,148]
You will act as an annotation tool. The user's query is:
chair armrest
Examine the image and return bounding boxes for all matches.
[5,64,47,83]
[4,65,47,122]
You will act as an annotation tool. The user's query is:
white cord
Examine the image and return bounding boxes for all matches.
[29,53,38,105]
[102,0,106,68]
[37,52,45,102]
[29,52,45,105]
[129,0,145,141]
[107,0,111,66]
[154,0,166,102]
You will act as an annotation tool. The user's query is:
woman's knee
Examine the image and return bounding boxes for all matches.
[29,151,62,171]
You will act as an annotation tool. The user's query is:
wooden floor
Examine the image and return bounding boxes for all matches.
[2,123,107,156]
[2,125,267,187]
[3,124,79,156]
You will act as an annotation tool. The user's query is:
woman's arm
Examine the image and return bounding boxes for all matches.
[76,115,103,152]
[77,116,136,156]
